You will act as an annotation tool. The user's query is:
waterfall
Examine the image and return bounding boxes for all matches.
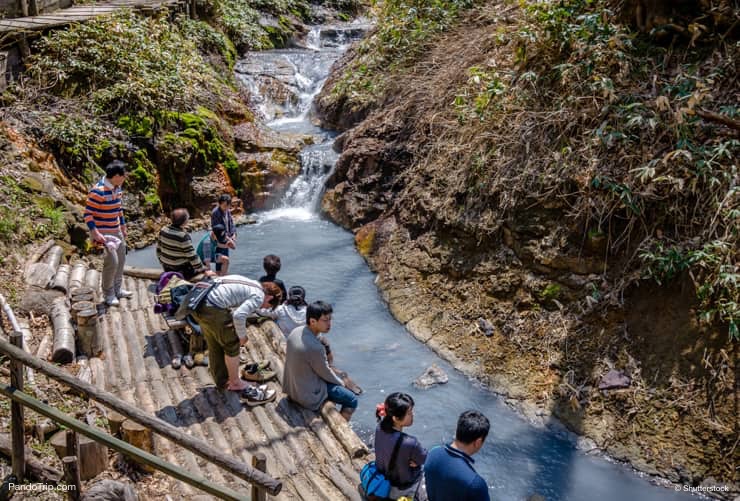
[236,24,367,219]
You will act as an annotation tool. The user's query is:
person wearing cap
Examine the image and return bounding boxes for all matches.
[283,301,357,421]
[84,160,132,307]
[191,276,282,405]
[210,194,236,276]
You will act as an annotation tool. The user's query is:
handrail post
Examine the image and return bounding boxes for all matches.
[251,453,267,501]
[10,331,25,481]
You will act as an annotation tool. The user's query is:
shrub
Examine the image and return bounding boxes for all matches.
[27,11,230,116]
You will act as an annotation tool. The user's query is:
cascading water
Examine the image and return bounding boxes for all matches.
[235,24,362,215]
[129,21,703,501]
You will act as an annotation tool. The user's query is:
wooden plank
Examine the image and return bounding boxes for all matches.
[0,339,283,495]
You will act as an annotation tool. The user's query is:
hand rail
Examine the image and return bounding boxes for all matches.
[0,382,248,501]
[0,338,283,497]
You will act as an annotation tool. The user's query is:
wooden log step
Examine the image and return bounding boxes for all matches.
[50,264,70,292]
[50,296,74,364]
[123,266,162,280]
[68,262,87,292]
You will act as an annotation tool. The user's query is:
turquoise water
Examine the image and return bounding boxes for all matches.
[128,215,695,501]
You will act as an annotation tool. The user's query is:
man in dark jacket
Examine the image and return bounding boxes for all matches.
[424,410,490,501]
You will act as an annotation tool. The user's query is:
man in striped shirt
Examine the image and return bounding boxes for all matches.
[156,208,215,280]
[84,160,131,307]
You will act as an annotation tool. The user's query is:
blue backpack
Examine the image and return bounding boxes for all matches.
[360,433,404,500]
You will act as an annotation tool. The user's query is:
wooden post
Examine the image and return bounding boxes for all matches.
[10,331,25,481]
[190,0,196,19]
[65,429,79,458]
[251,453,266,501]
[121,420,154,472]
[51,431,107,481]
[62,457,81,500]
[18,0,28,17]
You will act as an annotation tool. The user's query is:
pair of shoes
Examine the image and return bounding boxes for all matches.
[243,360,271,373]
[182,354,195,369]
[105,296,120,307]
[116,289,133,299]
[241,367,276,383]
[240,385,276,406]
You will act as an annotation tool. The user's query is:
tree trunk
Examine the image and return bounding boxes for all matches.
[51,297,75,364]
[44,245,64,270]
[121,420,154,473]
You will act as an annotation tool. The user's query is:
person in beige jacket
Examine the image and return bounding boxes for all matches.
[283,301,358,421]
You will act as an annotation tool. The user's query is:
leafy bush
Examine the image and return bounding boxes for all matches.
[177,16,238,69]
[27,11,230,116]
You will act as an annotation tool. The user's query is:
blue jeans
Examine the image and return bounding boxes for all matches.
[326,383,358,411]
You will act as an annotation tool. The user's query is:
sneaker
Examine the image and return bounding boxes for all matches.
[105,295,120,307]
[182,354,195,369]
[171,355,182,369]
[240,385,276,406]
[243,361,271,373]
[241,367,276,383]
[117,289,134,299]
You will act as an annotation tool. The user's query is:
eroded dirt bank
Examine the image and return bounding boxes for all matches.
[316,2,738,496]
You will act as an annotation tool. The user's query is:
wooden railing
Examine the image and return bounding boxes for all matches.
[0,295,282,500]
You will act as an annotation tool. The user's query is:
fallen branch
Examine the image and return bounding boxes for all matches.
[696,108,740,131]
[0,433,63,483]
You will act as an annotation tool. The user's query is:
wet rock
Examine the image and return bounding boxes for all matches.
[413,364,449,389]
[598,369,631,391]
[576,436,598,453]
[233,122,307,153]
[477,317,495,337]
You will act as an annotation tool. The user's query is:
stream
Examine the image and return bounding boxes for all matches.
[129,24,696,501]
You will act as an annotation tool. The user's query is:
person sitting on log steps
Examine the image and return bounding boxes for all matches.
[283,301,358,421]
[373,392,428,501]
[156,208,216,281]
[190,276,282,405]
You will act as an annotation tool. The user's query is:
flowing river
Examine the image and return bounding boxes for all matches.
[129,24,697,501]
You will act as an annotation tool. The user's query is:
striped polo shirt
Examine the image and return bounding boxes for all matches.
[156,225,204,272]
[84,177,125,235]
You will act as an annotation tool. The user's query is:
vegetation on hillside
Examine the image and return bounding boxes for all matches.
[326,0,739,340]
[0,0,364,249]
